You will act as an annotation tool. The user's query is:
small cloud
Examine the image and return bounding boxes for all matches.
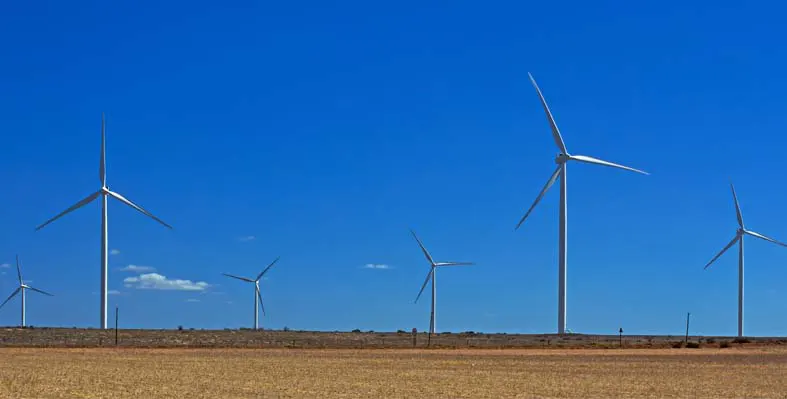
[363,263,391,270]
[110,249,121,256]
[238,235,256,242]
[119,265,156,273]
[185,298,200,303]
[0,263,9,268]
[108,290,121,295]
[124,273,210,291]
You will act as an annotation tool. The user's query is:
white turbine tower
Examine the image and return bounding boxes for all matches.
[704,183,787,338]
[35,113,172,329]
[411,230,474,335]
[515,73,648,335]
[223,257,280,330]
[0,255,53,327]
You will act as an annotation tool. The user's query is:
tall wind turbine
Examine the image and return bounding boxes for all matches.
[0,255,53,327]
[704,184,787,338]
[223,257,280,330]
[515,73,648,335]
[411,230,474,335]
[35,113,172,329]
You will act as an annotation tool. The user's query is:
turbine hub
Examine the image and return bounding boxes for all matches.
[555,153,570,164]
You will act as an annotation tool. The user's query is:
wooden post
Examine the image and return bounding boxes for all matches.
[619,327,623,348]
[412,328,417,348]
[685,312,690,345]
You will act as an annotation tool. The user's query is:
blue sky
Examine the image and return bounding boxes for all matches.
[2,0,787,336]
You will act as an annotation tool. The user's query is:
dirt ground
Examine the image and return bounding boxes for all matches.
[1,347,786,398]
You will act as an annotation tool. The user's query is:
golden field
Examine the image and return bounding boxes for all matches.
[1,347,786,398]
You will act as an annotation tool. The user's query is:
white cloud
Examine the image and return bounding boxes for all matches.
[124,273,210,291]
[108,290,121,295]
[185,298,200,303]
[0,263,9,268]
[238,235,256,242]
[363,263,391,270]
[110,249,121,256]
[119,265,156,273]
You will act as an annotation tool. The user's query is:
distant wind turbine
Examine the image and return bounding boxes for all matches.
[704,183,787,338]
[0,255,53,327]
[223,257,280,330]
[411,230,474,335]
[35,113,172,329]
[515,73,648,335]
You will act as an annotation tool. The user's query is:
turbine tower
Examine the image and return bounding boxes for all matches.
[35,113,172,329]
[515,73,648,335]
[223,257,280,330]
[704,183,787,338]
[411,229,474,335]
[0,255,53,327]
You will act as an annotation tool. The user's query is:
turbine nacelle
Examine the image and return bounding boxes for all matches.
[555,153,570,164]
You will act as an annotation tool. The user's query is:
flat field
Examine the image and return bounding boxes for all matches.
[1,347,786,398]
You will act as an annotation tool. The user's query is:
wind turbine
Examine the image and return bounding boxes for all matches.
[411,230,474,335]
[0,255,53,327]
[35,113,172,329]
[704,183,787,338]
[515,73,648,335]
[223,257,280,330]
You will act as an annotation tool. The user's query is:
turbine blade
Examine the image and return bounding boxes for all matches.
[257,257,280,281]
[107,190,173,229]
[435,262,474,267]
[36,191,102,231]
[15,255,22,285]
[528,72,568,154]
[26,286,53,297]
[569,155,649,175]
[222,273,255,283]
[730,184,744,228]
[257,287,266,316]
[410,230,435,265]
[0,288,21,310]
[516,165,562,230]
[704,235,740,269]
[414,268,433,304]
[745,230,787,248]
[100,113,106,186]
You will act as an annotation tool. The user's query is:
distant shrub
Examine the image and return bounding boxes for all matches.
[366,330,374,333]
[672,341,685,348]
[719,341,731,348]
[177,325,183,331]
[351,329,361,333]
[686,342,701,349]
[283,326,290,332]
[463,331,477,336]
[706,338,716,344]
[396,329,406,334]
[732,337,751,344]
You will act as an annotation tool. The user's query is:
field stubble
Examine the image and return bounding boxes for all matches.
[1,347,786,398]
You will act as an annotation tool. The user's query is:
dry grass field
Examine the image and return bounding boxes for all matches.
[1,347,786,398]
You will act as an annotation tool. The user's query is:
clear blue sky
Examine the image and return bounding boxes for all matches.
[1,0,787,336]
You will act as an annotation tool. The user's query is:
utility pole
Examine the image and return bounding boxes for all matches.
[619,327,623,348]
[685,312,691,345]
[115,306,119,346]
